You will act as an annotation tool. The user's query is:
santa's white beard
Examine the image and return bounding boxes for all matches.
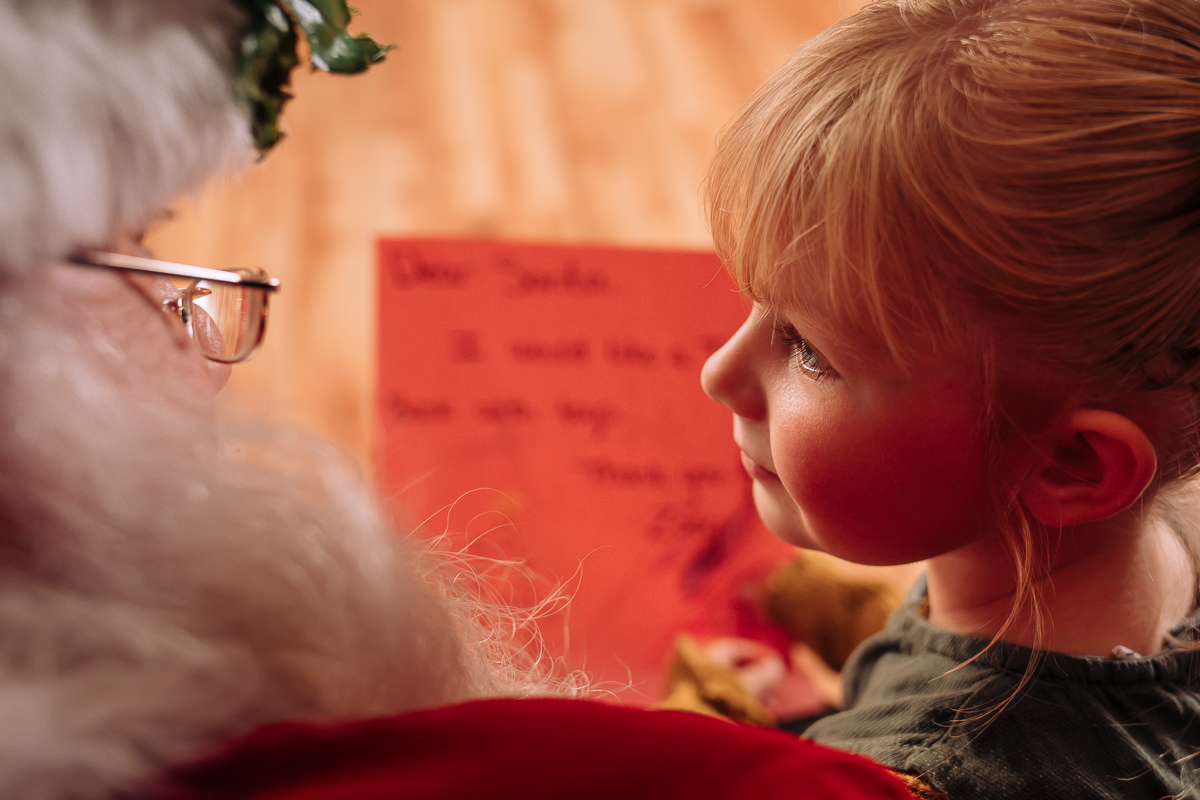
[0,268,537,799]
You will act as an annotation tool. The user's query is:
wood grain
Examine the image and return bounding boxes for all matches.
[145,0,865,465]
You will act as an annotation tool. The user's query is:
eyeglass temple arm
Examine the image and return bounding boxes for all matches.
[70,250,280,291]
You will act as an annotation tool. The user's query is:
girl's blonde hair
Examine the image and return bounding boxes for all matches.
[707,0,1200,634]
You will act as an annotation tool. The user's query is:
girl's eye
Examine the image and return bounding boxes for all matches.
[774,323,836,380]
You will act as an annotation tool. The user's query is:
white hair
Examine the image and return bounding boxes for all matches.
[0,5,571,798]
[0,0,252,272]
[0,265,560,800]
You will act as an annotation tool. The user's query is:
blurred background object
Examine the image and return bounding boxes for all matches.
[145,0,867,465]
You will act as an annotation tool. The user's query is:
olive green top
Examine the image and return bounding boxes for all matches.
[805,578,1200,799]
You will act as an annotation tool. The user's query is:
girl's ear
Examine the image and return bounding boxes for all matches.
[1020,409,1158,527]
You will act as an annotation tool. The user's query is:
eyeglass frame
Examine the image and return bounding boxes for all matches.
[68,249,281,364]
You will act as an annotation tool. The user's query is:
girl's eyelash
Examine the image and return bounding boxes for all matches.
[774,323,836,379]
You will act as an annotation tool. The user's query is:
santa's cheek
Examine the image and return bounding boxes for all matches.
[204,363,229,394]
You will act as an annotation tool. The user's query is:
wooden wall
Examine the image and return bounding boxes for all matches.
[146,0,865,465]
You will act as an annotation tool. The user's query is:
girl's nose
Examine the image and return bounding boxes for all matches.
[701,311,767,421]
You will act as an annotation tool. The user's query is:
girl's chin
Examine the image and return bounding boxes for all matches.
[751,489,819,550]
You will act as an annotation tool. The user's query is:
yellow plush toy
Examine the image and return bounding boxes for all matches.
[763,550,902,673]
[661,550,903,724]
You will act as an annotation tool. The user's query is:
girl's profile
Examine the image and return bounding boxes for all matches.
[702,0,1200,796]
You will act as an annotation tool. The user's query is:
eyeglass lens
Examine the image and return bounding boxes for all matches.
[182,274,269,363]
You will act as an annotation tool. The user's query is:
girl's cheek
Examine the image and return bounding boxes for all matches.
[778,385,991,565]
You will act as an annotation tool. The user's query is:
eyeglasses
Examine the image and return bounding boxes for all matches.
[69,250,281,364]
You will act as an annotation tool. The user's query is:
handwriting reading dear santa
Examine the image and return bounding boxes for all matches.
[376,238,793,700]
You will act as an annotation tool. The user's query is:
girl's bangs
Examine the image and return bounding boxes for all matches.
[706,68,959,370]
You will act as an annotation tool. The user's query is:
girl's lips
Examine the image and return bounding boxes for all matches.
[740,450,780,482]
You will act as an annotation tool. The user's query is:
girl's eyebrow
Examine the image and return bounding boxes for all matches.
[769,305,837,346]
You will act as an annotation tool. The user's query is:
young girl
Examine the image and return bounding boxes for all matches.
[700,0,1200,797]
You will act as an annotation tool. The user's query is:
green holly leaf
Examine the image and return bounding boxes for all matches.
[236,0,300,154]
[233,0,390,155]
[280,0,391,73]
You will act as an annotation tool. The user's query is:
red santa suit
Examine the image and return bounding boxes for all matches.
[163,698,912,799]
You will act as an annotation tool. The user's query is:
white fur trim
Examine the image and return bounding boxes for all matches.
[0,0,253,272]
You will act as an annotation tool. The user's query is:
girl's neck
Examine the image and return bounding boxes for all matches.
[925,516,1197,657]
